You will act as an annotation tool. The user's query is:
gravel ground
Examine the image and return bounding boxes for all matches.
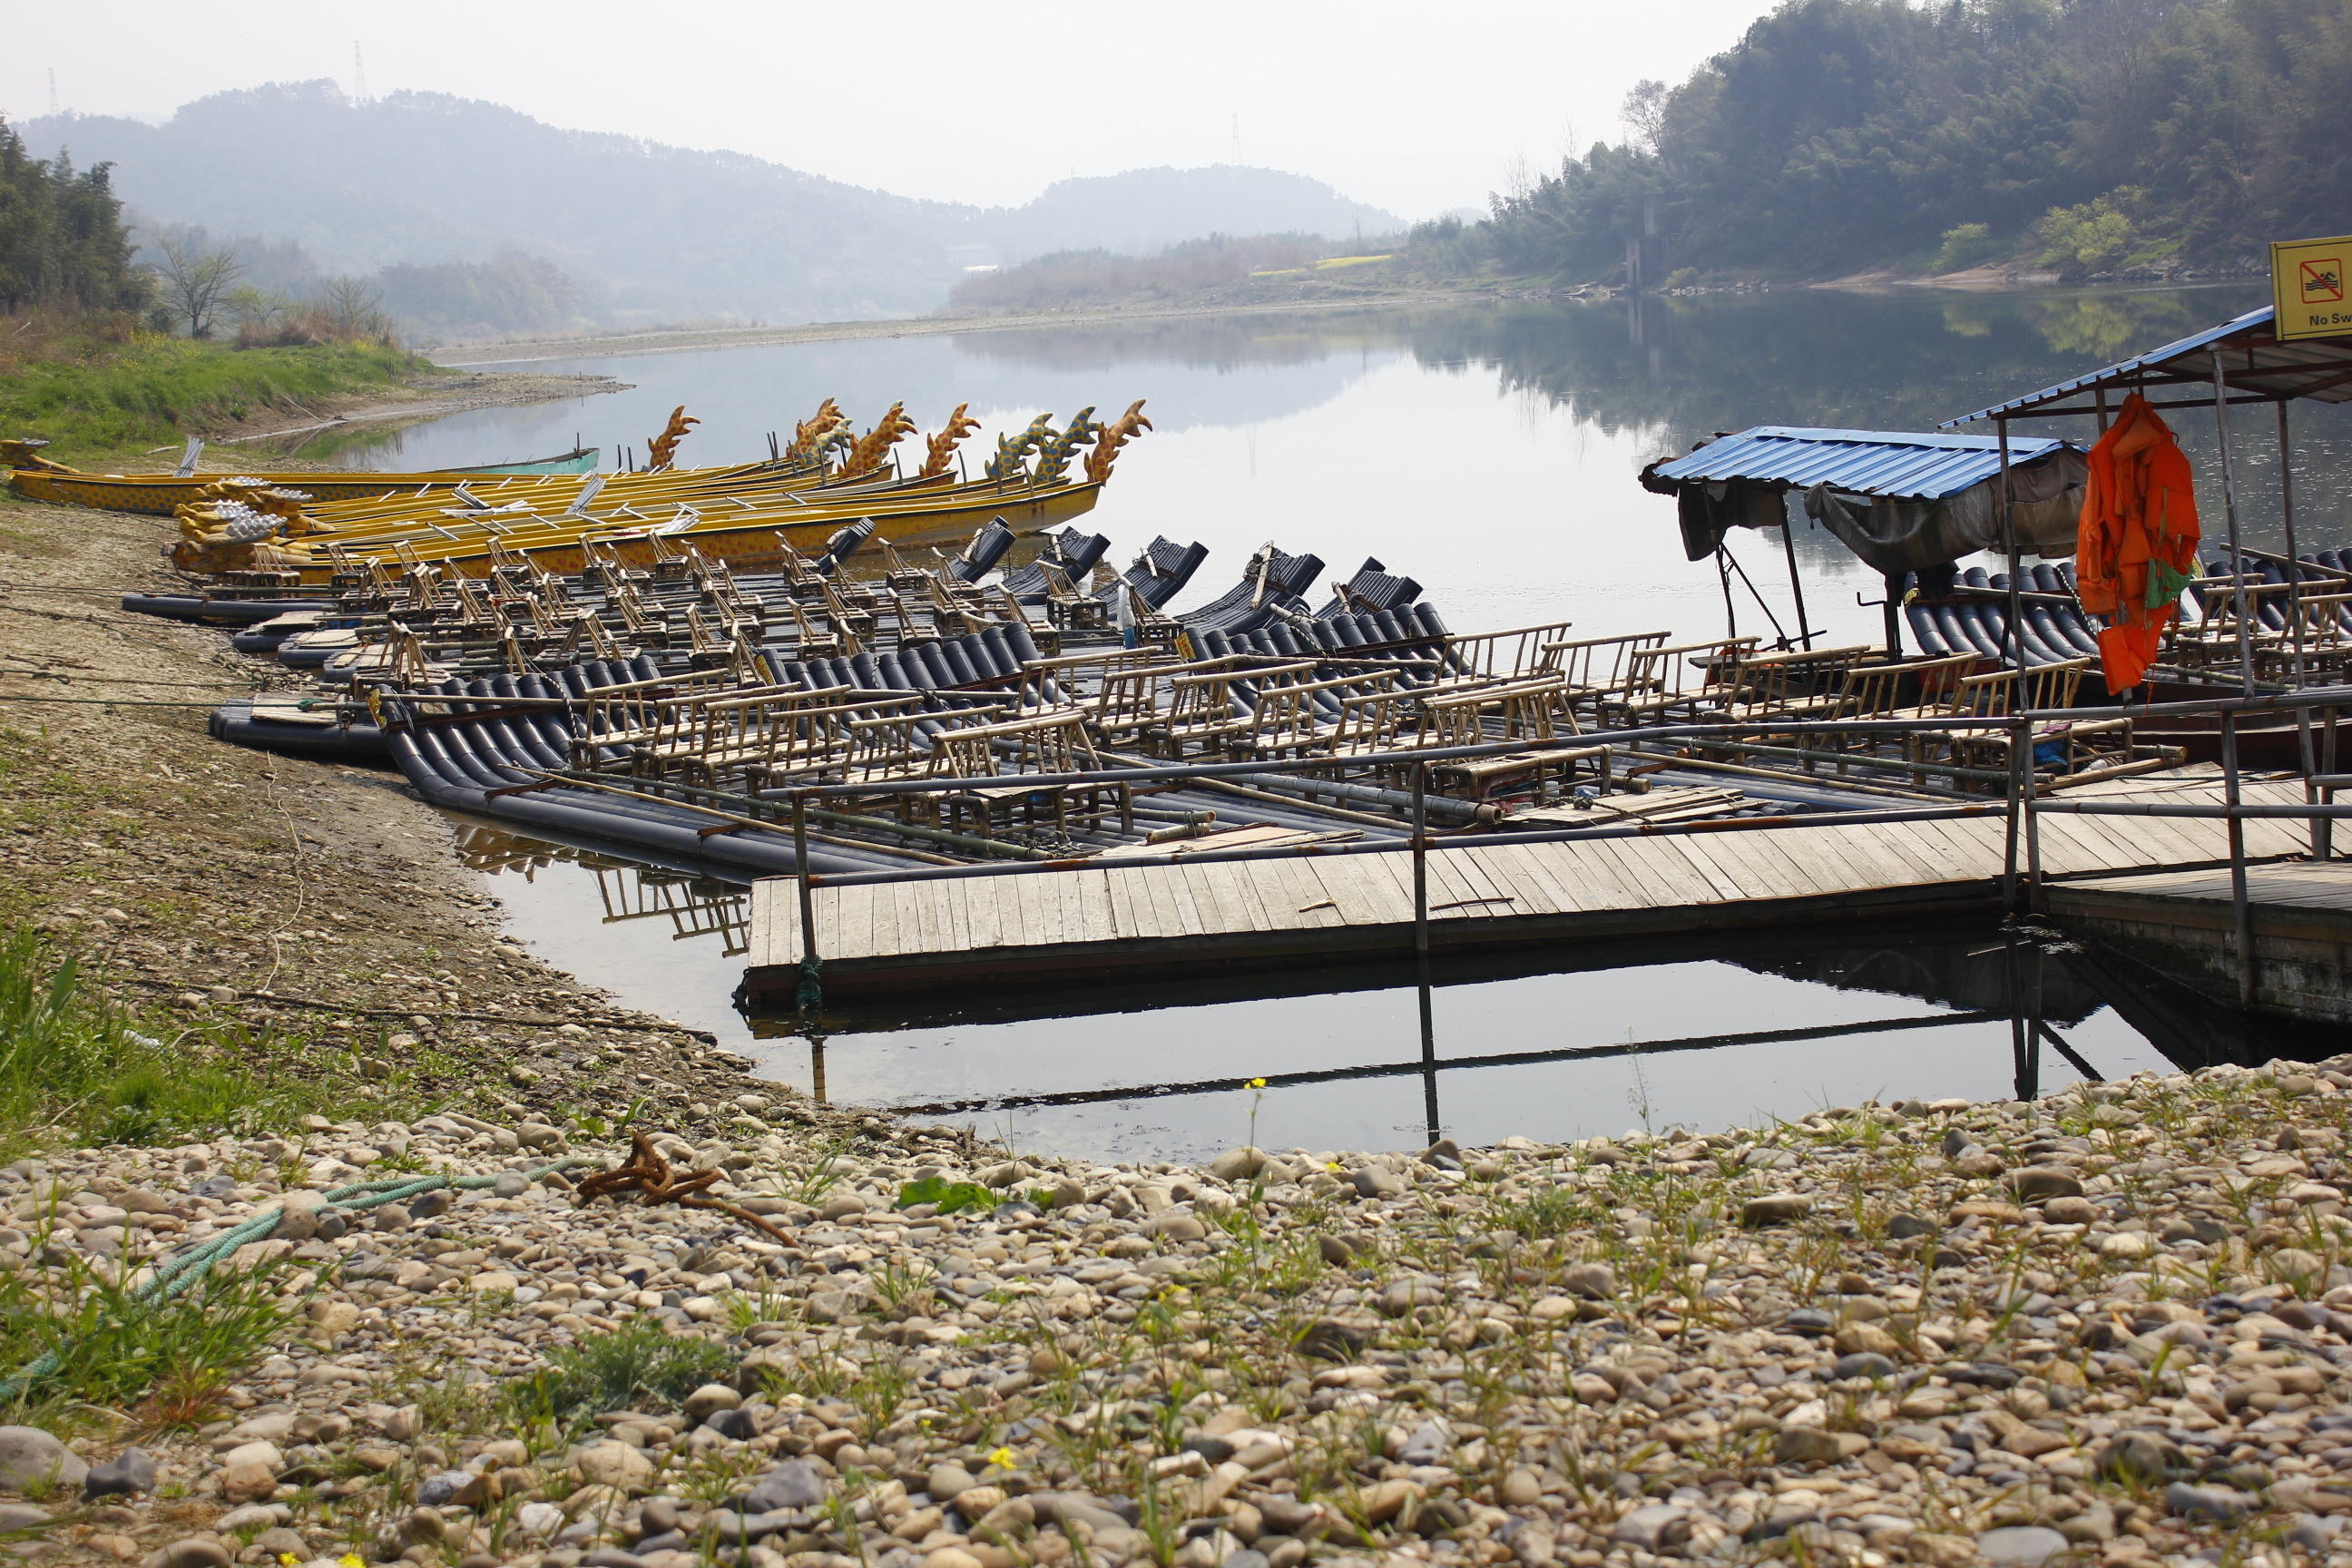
[2,1057,2351,1568]
[0,490,828,1136]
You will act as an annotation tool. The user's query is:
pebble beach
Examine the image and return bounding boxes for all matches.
[0,1050,2348,1568]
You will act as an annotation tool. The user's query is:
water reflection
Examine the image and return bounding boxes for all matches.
[458,814,2298,1162]
[310,286,2352,647]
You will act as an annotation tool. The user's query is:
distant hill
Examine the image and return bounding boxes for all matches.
[970,166,1398,262]
[16,83,1400,325]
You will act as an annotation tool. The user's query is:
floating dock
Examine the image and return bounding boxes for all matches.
[2045,859,2352,1026]
[741,769,2313,1006]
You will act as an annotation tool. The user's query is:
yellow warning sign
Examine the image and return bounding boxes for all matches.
[2273,235,2352,341]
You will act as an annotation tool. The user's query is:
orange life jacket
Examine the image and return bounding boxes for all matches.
[2075,393,2201,690]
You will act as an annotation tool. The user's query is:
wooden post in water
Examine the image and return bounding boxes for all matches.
[2212,349,2254,697]
[2223,710,2255,1007]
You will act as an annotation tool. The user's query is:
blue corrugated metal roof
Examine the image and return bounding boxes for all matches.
[1650,426,2075,501]
[1942,307,2272,426]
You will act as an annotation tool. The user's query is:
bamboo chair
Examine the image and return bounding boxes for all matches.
[1150,658,1317,758]
[1599,637,1759,727]
[921,709,1115,838]
[1039,561,1111,632]
[995,586,1062,658]
[1224,671,1397,761]
[877,539,936,596]
[787,598,846,662]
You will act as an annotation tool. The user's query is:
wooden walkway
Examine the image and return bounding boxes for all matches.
[740,771,2315,1005]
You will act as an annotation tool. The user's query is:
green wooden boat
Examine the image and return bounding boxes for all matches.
[443,444,601,476]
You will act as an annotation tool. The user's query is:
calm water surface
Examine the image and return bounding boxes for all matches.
[389,288,2339,1159]
[465,828,2219,1164]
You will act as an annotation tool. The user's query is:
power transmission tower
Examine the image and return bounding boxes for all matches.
[1230,113,1239,166]
[353,43,368,103]
[48,69,59,116]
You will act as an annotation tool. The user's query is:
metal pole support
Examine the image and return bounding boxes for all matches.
[2222,711,2254,1007]
[793,793,819,971]
[2281,400,2320,857]
[2212,349,2253,698]
[1412,761,1429,957]
[1998,418,2025,914]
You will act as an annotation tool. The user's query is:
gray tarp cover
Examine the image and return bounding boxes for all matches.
[1677,481,1790,562]
[1800,448,2088,574]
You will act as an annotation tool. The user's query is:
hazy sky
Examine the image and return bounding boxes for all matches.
[8,1,1773,220]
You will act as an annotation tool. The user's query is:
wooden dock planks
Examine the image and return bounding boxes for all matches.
[742,770,2325,1003]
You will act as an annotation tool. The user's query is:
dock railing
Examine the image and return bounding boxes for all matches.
[387,677,2352,1010]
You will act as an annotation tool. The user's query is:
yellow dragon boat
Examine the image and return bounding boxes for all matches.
[0,441,630,515]
[172,400,1152,585]
[8,395,896,517]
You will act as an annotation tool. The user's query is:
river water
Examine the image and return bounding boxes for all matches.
[358,286,2341,1161]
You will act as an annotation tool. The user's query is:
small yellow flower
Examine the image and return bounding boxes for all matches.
[1326,1161,1345,1173]
[279,1555,301,1567]
[986,1445,1019,1470]
[339,1556,366,1568]
[1247,1077,1267,1091]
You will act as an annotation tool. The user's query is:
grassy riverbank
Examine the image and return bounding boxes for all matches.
[0,322,418,466]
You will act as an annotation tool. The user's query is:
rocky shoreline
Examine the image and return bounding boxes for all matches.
[0,1054,2346,1568]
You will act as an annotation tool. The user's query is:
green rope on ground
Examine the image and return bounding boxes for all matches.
[0,1153,602,1401]
[796,956,823,1014]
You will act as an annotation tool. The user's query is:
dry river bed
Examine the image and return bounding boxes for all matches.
[0,1065,2350,1568]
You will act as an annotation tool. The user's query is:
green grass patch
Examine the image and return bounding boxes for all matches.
[0,335,418,465]
[0,924,397,1152]
[503,1316,739,1429]
[0,1247,300,1424]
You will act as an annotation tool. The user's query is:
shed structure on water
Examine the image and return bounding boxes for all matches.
[1640,426,2088,654]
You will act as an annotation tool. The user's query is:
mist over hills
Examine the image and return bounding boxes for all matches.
[16,83,1401,327]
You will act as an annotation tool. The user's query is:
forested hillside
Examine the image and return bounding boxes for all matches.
[0,122,146,315]
[1425,0,2352,283]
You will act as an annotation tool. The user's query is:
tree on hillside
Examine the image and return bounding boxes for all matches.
[1440,0,2352,282]
[152,234,242,338]
[0,118,148,314]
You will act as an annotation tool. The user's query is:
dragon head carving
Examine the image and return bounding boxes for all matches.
[1031,407,1102,484]
[785,398,848,466]
[1083,400,1152,484]
[646,406,700,471]
[917,403,984,478]
[834,403,921,480]
[985,413,1057,482]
